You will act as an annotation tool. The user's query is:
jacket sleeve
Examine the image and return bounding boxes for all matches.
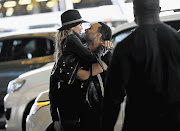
[102,41,131,131]
[101,51,112,66]
[66,34,97,62]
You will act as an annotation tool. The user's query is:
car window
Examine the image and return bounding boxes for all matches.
[0,37,54,62]
[165,20,180,31]
[0,42,3,55]
[111,20,180,48]
[112,28,136,47]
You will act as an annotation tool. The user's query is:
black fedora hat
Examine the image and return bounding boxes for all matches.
[58,9,88,31]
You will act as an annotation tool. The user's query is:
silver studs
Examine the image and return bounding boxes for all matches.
[60,68,62,73]
[63,62,65,66]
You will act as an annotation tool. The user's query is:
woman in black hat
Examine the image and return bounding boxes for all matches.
[49,9,110,131]
[54,9,97,62]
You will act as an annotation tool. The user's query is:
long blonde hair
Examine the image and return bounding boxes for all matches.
[54,29,72,61]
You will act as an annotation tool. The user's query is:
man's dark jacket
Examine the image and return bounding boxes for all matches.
[102,23,180,131]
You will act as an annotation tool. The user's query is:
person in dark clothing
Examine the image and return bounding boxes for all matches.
[49,9,113,131]
[78,22,112,131]
[102,0,180,131]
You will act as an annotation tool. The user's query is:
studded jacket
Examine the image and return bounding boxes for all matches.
[49,32,98,122]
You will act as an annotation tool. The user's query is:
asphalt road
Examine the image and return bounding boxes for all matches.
[0,113,5,131]
[0,101,125,131]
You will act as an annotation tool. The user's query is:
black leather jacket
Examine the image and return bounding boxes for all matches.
[49,32,98,122]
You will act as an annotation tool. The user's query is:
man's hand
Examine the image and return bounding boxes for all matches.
[101,40,115,49]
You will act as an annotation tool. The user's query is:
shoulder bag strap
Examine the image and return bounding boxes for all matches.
[97,74,104,96]
[94,56,105,96]
[94,55,106,96]
[95,55,105,71]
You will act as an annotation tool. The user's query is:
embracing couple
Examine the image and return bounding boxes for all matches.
[49,9,113,131]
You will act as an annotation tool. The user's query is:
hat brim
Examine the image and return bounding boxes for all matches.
[58,20,88,31]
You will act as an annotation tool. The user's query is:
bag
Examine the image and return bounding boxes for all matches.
[58,54,80,85]
[85,65,100,108]
[84,58,105,109]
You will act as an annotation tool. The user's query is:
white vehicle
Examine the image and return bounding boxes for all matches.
[4,62,54,131]
[26,90,52,131]
[26,90,126,131]
[26,12,180,131]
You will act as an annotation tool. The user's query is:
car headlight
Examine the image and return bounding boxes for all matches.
[30,100,50,115]
[7,79,26,93]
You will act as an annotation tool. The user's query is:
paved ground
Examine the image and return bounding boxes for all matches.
[0,114,6,131]
[0,101,126,131]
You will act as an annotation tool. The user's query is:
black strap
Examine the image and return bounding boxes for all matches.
[95,55,105,72]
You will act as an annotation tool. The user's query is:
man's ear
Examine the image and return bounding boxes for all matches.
[96,32,102,40]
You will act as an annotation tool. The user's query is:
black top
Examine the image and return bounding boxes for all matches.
[102,23,180,131]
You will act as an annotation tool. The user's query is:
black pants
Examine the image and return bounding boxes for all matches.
[80,103,102,131]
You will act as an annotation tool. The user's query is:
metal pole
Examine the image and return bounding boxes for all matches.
[58,0,65,11]
[64,0,74,10]
[58,0,74,11]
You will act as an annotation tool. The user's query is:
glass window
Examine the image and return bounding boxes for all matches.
[0,42,3,55]
[0,37,54,62]
[0,40,11,62]
[112,28,136,47]
[165,20,180,31]
[73,0,112,9]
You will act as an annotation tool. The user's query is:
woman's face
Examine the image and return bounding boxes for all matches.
[72,23,83,35]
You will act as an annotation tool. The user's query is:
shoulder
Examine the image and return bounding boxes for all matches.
[67,34,81,42]
[65,34,82,46]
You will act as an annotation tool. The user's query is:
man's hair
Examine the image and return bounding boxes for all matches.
[98,22,112,41]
